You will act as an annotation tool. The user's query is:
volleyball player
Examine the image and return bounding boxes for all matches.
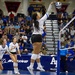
[0,39,10,73]
[9,37,21,75]
[27,1,55,75]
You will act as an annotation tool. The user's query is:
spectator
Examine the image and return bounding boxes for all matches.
[25,25,32,42]
[70,39,74,47]
[26,16,32,22]
[61,34,65,48]
[18,36,24,45]
[68,39,74,55]
[59,20,64,30]
[25,25,31,35]
[70,26,75,38]
[62,11,68,19]
[19,27,25,36]
[7,38,11,47]
[23,49,28,54]
[14,32,20,40]
[7,31,13,41]
[10,28,16,36]
[41,44,47,55]
[19,43,24,54]
[2,33,7,40]
[72,9,75,26]
[73,33,75,42]
[0,28,3,38]
[9,12,14,22]
[2,16,8,26]
[0,17,3,25]
[63,19,68,26]
[22,33,28,45]
[72,9,75,17]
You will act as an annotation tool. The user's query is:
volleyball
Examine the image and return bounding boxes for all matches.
[55,2,62,9]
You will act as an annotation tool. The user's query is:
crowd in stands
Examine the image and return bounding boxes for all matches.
[0,11,47,55]
[0,6,75,56]
[59,9,75,56]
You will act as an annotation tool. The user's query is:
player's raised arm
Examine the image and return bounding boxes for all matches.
[40,1,55,22]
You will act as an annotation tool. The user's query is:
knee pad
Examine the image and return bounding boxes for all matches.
[31,54,38,60]
[37,54,41,59]
[13,62,18,67]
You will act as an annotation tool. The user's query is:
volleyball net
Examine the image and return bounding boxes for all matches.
[57,16,75,75]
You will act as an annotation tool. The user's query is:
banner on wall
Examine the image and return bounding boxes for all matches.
[29,1,44,12]
[5,1,21,13]
[31,4,43,12]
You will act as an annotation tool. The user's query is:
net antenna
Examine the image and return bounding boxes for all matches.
[57,16,75,75]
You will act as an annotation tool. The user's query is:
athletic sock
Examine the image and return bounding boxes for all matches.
[29,54,38,69]
[13,62,19,73]
[37,62,42,67]
[29,63,34,69]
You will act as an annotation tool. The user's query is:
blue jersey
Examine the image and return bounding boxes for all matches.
[60,49,68,56]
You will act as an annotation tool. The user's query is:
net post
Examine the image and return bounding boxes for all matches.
[57,40,60,75]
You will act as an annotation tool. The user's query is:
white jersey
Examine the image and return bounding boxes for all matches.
[33,14,49,35]
[0,45,9,59]
[32,4,52,35]
[9,42,19,53]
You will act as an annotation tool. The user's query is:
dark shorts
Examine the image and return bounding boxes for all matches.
[31,34,42,43]
[10,52,17,54]
[0,59,2,61]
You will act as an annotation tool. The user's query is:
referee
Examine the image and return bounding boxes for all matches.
[60,49,68,73]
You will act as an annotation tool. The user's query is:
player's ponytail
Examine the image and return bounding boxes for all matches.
[32,13,39,30]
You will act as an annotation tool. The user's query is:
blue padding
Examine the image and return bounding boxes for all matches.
[2,54,75,72]
[2,54,57,71]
